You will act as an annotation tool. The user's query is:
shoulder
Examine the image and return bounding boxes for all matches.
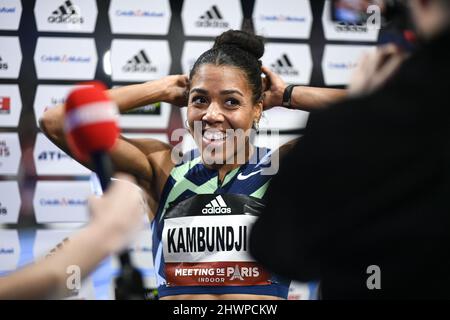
[122,136,173,156]
[122,137,175,199]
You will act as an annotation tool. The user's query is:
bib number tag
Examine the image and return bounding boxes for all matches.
[162,194,271,287]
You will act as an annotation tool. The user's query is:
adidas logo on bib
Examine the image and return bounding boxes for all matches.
[202,195,231,214]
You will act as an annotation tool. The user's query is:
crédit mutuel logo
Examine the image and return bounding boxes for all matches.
[115,9,164,18]
[0,6,16,14]
[48,0,84,24]
[122,49,157,73]
[39,197,87,206]
[40,54,91,63]
[259,14,306,23]
[0,247,14,254]
[328,61,358,70]
[196,5,229,28]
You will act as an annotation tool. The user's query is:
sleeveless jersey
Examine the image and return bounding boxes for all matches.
[151,147,290,298]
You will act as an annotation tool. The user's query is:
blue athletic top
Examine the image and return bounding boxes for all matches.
[151,147,290,298]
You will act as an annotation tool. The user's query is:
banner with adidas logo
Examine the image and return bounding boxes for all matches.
[48,0,83,24]
[262,43,313,84]
[181,0,242,37]
[110,39,171,82]
[162,193,271,286]
[195,5,228,28]
[122,49,157,73]
[270,53,300,77]
[34,0,98,33]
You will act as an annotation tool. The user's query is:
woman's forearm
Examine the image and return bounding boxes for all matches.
[39,79,169,152]
[0,175,144,300]
[107,79,169,113]
[262,66,348,111]
[0,223,114,299]
[290,86,348,111]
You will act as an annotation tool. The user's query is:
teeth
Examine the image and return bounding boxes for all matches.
[203,130,227,140]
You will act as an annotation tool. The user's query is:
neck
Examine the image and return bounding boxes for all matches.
[205,143,255,182]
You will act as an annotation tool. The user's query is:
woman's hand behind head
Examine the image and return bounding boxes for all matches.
[160,74,189,107]
[261,66,287,110]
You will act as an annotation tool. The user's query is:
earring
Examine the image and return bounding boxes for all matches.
[253,120,260,133]
[185,119,190,129]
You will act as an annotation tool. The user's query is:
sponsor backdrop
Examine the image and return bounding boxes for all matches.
[0,0,386,299]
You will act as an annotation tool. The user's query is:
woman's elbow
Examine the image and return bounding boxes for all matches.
[39,107,64,141]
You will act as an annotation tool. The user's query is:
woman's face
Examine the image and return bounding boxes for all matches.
[187,64,262,166]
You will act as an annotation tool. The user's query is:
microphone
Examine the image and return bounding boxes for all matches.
[64,82,118,189]
[64,82,146,300]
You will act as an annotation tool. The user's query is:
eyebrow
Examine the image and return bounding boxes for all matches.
[190,88,244,97]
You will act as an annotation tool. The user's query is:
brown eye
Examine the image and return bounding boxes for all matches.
[192,96,208,105]
[225,98,239,107]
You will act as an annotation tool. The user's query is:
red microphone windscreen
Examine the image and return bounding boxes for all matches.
[64,81,119,160]
[403,30,417,44]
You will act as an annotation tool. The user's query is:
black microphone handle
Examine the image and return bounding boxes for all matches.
[91,151,113,191]
[91,151,146,300]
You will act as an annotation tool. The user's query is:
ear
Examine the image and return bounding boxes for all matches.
[262,76,271,92]
[253,100,263,123]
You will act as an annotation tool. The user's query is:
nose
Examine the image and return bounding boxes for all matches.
[202,101,224,125]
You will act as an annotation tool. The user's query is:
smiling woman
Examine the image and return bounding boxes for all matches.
[39,29,346,300]
[186,30,265,174]
[188,65,260,167]
[153,30,290,300]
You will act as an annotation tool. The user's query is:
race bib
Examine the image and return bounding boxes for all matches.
[162,194,271,287]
